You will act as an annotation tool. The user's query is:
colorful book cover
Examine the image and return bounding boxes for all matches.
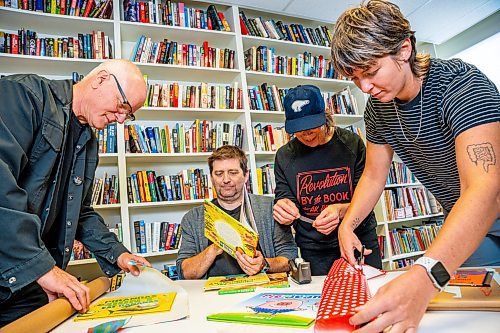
[204,272,270,291]
[74,292,176,321]
[204,200,258,259]
[261,272,290,288]
[449,269,493,287]
[207,292,321,327]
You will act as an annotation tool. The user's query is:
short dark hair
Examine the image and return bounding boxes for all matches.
[208,145,248,174]
[330,0,430,79]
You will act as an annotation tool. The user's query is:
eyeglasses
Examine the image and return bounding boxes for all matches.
[109,73,135,122]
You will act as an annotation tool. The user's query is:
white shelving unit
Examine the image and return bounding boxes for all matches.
[375,161,444,270]
[0,1,368,268]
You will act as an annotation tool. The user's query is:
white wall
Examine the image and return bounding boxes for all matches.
[451,33,500,89]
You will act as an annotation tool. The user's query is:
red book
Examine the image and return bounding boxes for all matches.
[165,223,175,250]
[139,2,146,23]
[239,16,249,35]
[83,0,95,17]
[11,34,19,55]
[60,0,66,16]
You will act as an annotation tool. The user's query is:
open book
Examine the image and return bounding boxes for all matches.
[204,188,259,258]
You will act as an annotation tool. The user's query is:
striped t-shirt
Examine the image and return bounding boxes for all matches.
[365,58,500,216]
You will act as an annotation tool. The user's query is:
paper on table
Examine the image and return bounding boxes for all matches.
[52,267,189,332]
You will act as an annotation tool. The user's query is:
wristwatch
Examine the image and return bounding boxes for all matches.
[261,258,270,273]
[414,256,450,291]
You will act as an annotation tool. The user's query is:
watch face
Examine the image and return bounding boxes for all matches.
[430,261,450,287]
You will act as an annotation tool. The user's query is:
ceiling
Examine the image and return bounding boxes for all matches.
[207,0,500,44]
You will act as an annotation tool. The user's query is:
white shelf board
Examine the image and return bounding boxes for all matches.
[391,251,426,261]
[385,213,444,225]
[125,152,213,163]
[92,203,121,210]
[134,62,241,83]
[242,35,330,56]
[121,21,236,48]
[385,182,422,188]
[128,199,205,208]
[0,53,105,76]
[98,153,119,165]
[246,71,355,91]
[135,107,245,121]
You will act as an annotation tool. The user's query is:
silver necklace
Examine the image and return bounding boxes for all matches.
[393,84,423,143]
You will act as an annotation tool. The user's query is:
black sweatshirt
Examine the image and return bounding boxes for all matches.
[274,127,377,251]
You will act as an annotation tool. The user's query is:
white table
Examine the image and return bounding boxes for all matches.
[121,272,499,333]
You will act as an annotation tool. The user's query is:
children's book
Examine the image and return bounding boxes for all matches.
[204,199,258,258]
[204,272,270,291]
[449,269,494,287]
[74,292,176,321]
[260,272,290,288]
[207,292,321,327]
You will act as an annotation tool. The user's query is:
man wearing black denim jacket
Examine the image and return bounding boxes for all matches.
[0,59,150,326]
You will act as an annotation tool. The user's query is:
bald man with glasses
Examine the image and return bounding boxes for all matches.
[0,59,149,326]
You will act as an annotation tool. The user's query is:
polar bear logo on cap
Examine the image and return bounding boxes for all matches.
[291,100,310,112]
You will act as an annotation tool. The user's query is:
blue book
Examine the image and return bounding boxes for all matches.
[145,127,157,153]
[107,123,116,153]
[153,127,162,153]
[139,220,147,253]
[135,125,150,153]
[253,87,264,110]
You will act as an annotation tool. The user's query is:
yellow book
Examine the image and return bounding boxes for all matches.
[204,273,270,291]
[256,168,263,195]
[204,200,258,259]
[74,292,176,321]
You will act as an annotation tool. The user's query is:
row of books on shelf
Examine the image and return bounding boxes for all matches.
[0,0,113,19]
[125,122,244,154]
[388,258,415,269]
[127,168,213,203]
[244,46,339,79]
[239,10,332,48]
[383,187,441,221]
[91,173,119,206]
[248,83,288,112]
[253,123,289,152]
[144,81,242,109]
[389,220,443,256]
[0,30,112,59]
[256,163,275,195]
[124,1,230,32]
[131,36,235,69]
[386,161,417,185]
[94,123,117,153]
[324,87,358,115]
[133,220,181,253]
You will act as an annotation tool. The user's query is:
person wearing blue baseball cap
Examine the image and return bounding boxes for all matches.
[272,84,381,275]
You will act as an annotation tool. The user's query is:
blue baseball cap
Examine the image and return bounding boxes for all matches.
[284,85,326,134]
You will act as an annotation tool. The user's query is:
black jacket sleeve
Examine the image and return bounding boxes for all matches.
[0,79,55,291]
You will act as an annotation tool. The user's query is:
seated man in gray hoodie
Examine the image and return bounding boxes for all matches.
[176,145,297,279]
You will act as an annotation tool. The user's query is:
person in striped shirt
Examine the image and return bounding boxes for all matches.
[330,1,499,332]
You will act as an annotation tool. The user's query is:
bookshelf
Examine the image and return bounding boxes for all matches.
[375,160,444,270]
[0,1,367,271]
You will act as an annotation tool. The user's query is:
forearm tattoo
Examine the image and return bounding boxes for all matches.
[466,142,496,172]
[352,217,361,229]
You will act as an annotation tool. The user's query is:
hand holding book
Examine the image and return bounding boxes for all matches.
[235,250,266,276]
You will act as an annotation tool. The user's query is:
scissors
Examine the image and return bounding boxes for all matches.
[356,245,365,272]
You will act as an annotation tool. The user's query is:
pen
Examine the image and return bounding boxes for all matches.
[128,260,143,267]
[218,287,256,295]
